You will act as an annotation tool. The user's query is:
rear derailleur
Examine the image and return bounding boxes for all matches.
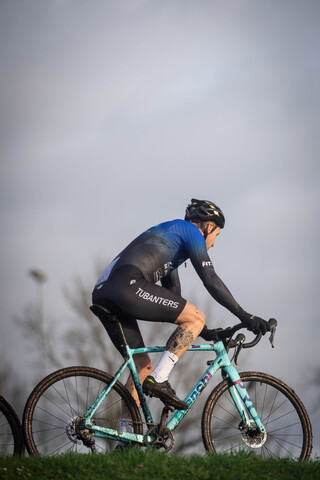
[66,416,96,452]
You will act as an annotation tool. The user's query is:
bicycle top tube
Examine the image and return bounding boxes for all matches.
[131,343,216,355]
[128,319,277,356]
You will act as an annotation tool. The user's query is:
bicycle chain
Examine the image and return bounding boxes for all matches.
[92,417,155,429]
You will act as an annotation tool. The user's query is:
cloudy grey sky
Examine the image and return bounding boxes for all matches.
[1,0,320,453]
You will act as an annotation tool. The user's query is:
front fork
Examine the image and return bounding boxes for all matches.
[222,370,266,435]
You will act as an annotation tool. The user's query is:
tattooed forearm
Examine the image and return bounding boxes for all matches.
[166,326,194,355]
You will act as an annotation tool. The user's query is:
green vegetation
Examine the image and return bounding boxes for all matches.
[1,450,319,480]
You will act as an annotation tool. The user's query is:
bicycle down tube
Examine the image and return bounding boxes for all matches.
[84,341,265,446]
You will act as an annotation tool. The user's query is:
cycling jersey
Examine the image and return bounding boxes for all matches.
[94,219,245,319]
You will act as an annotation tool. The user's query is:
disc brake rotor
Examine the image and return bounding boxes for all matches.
[241,420,267,448]
[66,416,82,444]
[66,416,96,451]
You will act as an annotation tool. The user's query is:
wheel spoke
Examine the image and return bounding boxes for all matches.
[23,367,143,456]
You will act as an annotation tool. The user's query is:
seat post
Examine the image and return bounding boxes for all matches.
[115,317,128,352]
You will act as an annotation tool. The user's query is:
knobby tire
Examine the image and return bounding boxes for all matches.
[0,395,25,456]
[23,366,142,456]
[201,371,312,461]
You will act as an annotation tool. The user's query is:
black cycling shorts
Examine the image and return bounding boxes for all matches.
[92,265,187,354]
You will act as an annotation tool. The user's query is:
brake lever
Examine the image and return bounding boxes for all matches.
[269,326,276,348]
[268,318,277,348]
[233,343,243,365]
[229,333,245,365]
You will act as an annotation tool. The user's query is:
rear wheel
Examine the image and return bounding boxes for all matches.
[23,366,143,456]
[201,371,312,460]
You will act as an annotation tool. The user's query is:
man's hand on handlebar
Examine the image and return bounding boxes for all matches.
[241,315,269,335]
[199,318,277,347]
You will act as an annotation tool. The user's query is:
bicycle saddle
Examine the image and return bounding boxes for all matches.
[90,304,119,323]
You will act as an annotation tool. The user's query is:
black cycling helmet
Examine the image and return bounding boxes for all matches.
[185,198,225,228]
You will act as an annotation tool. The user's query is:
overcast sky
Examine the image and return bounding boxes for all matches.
[1,0,320,453]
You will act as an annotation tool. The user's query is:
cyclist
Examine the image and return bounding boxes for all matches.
[92,198,269,411]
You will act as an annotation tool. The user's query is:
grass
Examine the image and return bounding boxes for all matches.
[1,450,320,480]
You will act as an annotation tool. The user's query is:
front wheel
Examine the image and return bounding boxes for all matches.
[201,371,312,460]
[23,366,143,456]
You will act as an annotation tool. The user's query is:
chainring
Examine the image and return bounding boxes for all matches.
[145,425,175,453]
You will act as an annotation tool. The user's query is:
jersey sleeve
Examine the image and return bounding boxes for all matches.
[180,222,246,319]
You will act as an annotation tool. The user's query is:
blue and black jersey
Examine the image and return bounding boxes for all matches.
[96,219,244,319]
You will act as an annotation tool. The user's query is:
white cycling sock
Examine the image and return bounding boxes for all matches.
[151,351,179,383]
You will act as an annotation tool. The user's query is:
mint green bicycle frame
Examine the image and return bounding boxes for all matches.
[83,339,265,446]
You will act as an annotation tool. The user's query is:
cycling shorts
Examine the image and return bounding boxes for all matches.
[92,265,187,354]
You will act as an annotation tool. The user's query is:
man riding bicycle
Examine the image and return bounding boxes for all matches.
[92,198,269,411]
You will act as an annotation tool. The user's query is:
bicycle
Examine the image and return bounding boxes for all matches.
[23,304,312,459]
[0,395,25,455]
